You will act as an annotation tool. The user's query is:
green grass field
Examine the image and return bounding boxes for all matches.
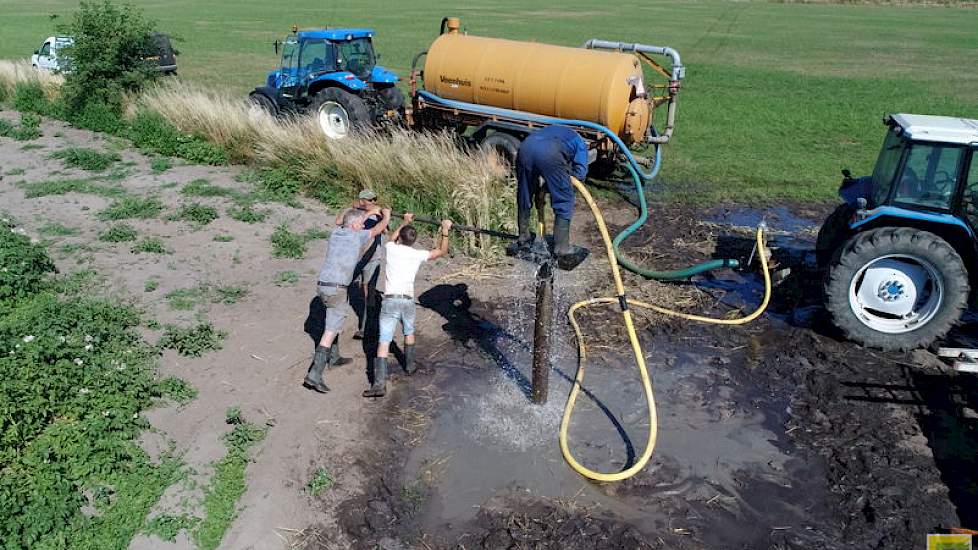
[2,0,977,201]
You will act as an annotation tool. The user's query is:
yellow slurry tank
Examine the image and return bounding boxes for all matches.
[423,18,651,145]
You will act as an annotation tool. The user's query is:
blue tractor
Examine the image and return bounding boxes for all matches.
[817,114,978,351]
[249,26,404,139]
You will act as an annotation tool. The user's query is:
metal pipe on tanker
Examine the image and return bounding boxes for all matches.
[583,39,683,144]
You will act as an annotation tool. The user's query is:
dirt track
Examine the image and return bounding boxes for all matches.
[2,113,977,550]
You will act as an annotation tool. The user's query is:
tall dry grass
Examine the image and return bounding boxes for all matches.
[0,59,63,101]
[139,81,514,254]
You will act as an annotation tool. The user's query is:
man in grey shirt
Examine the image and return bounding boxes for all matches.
[304,207,391,393]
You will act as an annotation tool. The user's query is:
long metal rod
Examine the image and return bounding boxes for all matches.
[391,212,518,240]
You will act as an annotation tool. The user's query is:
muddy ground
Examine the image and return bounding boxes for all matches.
[2,112,977,550]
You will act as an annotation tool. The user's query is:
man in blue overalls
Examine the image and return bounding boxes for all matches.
[508,125,589,269]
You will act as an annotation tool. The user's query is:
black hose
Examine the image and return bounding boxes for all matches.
[411,50,427,73]
[440,17,449,35]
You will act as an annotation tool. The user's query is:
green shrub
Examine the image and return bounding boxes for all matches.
[0,112,43,141]
[51,147,121,171]
[130,237,168,254]
[169,203,218,226]
[273,271,299,286]
[19,177,126,198]
[144,278,158,292]
[0,225,56,304]
[213,285,247,304]
[38,222,78,236]
[157,378,197,405]
[98,196,163,220]
[270,223,306,258]
[158,322,227,357]
[12,82,57,116]
[128,110,228,165]
[58,0,158,123]
[226,204,269,224]
[251,167,301,205]
[150,157,172,173]
[99,223,138,242]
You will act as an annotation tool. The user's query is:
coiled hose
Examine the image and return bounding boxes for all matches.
[560,176,772,482]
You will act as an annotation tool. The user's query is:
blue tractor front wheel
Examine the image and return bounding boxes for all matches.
[310,87,370,139]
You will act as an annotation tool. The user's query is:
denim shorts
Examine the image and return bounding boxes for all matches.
[317,286,352,332]
[379,297,416,343]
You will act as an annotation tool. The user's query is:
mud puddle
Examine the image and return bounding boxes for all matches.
[402,288,828,547]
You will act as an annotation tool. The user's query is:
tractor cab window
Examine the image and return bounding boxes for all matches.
[335,37,375,78]
[299,39,335,75]
[871,129,905,207]
[39,42,51,57]
[280,37,298,72]
[892,142,963,210]
[964,150,978,230]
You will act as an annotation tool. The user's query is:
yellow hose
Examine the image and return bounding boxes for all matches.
[559,177,772,482]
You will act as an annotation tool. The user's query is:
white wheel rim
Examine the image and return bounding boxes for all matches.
[847,254,944,334]
[318,101,350,139]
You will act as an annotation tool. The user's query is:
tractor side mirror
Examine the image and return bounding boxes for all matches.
[841,168,852,179]
[273,40,280,55]
[376,53,382,60]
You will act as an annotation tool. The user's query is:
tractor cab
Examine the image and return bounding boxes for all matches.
[818,113,978,351]
[840,114,978,234]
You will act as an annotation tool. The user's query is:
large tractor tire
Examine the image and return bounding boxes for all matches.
[479,132,522,172]
[824,227,970,351]
[815,203,855,267]
[249,91,278,117]
[310,87,370,139]
[377,86,405,113]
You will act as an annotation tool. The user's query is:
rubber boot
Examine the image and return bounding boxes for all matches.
[329,339,352,368]
[303,346,331,393]
[404,344,417,374]
[506,209,534,257]
[554,217,588,271]
[363,357,387,398]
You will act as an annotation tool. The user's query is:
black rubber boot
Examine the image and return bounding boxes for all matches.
[363,357,387,397]
[404,344,417,374]
[554,217,589,271]
[329,339,352,368]
[506,209,534,257]
[303,346,331,393]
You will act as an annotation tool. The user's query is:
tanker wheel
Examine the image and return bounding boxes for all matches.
[310,87,370,139]
[824,227,970,351]
[588,155,617,180]
[480,132,522,172]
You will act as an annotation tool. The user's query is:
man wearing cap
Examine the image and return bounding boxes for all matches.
[336,190,385,340]
[363,213,453,398]
[305,206,391,393]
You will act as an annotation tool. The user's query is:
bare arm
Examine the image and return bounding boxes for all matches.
[428,219,453,260]
[367,208,391,240]
[390,212,414,243]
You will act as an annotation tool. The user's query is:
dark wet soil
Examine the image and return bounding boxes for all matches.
[316,200,976,550]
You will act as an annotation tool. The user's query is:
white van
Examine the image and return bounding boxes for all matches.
[31,36,74,72]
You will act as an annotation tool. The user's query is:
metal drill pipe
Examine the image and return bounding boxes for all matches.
[391,212,518,240]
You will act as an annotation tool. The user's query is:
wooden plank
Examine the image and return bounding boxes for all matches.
[937,348,978,359]
[953,361,978,374]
